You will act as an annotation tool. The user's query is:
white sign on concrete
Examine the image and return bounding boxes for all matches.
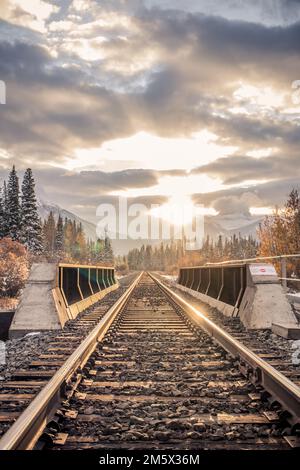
[250,264,277,276]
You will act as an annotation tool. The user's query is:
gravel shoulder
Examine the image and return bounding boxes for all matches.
[0,272,137,380]
[160,274,300,367]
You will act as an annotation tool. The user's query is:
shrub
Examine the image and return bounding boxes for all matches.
[0,238,28,298]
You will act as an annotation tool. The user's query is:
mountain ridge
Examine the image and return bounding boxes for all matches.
[37,199,263,255]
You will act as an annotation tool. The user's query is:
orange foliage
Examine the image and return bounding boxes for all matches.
[0,238,28,298]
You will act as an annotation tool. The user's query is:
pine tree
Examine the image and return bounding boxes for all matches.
[20,168,43,253]
[125,233,259,272]
[75,222,87,261]
[103,231,114,264]
[1,181,9,238]
[7,165,21,241]
[43,211,56,256]
[54,215,64,256]
[216,235,223,260]
[0,185,5,238]
[63,218,74,258]
[144,245,152,270]
[92,238,104,263]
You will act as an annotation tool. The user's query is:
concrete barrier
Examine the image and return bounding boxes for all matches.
[178,263,300,338]
[9,263,118,338]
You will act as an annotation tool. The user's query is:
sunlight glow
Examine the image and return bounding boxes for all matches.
[65,131,237,172]
[233,83,286,108]
[3,0,59,32]
[150,194,195,226]
[250,206,273,216]
[150,194,217,226]
[112,174,225,199]
[61,37,108,61]
[247,148,275,158]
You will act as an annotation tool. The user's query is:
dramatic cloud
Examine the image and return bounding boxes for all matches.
[192,151,300,184]
[0,0,299,222]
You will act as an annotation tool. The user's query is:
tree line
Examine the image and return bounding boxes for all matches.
[258,189,300,277]
[125,188,300,276]
[0,166,43,253]
[125,235,259,273]
[0,166,114,264]
[126,240,186,273]
[42,212,113,264]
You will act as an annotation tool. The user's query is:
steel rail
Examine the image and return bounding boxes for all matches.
[205,253,300,266]
[179,253,300,269]
[0,272,143,451]
[149,272,300,428]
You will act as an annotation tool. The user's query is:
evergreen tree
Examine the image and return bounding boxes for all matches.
[75,222,87,261]
[259,188,300,277]
[144,245,152,270]
[0,185,5,238]
[125,234,258,272]
[92,238,105,263]
[7,165,21,241]
[0,182,9,238]
[54,215,64,256]
[64,218,73,255]
[103,231,114,264]
[43,211,56,256]
[3,181,8,237]
[20,168,43,253]
[216,235,223,259]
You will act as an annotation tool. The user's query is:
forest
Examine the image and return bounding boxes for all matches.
[1,165,300,307]
[0,166,114,308]
[122,189,300,277]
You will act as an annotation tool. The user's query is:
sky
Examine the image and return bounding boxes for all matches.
[0,0,300,226]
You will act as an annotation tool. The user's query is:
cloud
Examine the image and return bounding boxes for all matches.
[0,166,184,199]
[211,193,264,216]
[0,3,300,219]
[145,0,300,26]
[192,177,300,209]
[0,0,59,33]
[192,151,300,184]
[1,13,300,164]
[212,196,250,216]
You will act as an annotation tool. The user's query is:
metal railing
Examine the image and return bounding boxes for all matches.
[0,272,142,450]
[178,264,247,312]
[58,264,116,306]
[151,272,300,429]
[205,254,300,292]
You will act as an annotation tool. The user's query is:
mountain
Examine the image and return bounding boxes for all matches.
[37,200,264,255]
[205,212,263,240]
[37,199,98,242]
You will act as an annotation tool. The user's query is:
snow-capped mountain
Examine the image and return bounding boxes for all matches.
[37,199,98,242]
[205,213,263,239]
[37,199,264,254]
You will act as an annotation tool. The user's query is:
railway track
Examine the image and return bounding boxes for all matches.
[161,275,300,385]
[0,272,299,450]
[0,274,136,439]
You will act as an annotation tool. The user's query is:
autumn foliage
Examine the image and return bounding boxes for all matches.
[0,237,28,300]
[258,189,300,277]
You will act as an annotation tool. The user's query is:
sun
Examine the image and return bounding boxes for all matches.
[149,194,215,227]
